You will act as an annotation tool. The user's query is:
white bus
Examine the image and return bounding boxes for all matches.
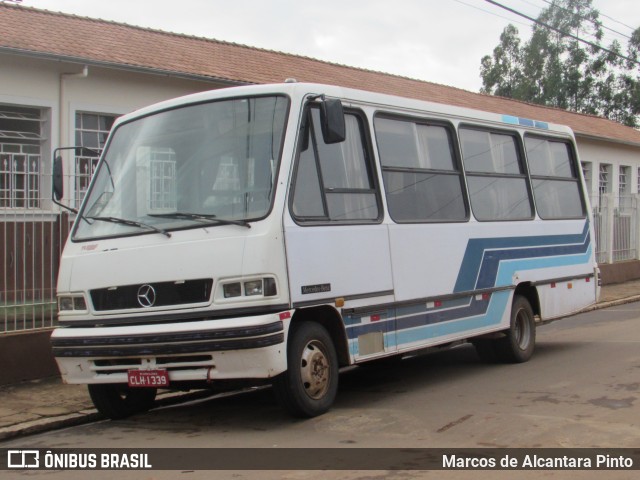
[51,83,599,419]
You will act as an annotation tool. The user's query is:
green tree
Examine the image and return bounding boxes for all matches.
[480,24,523,98]
[480,0,639,127]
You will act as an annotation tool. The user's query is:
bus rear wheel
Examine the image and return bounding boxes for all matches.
[273,321,339,418]
[473,295,536,364]
[495,295,536,363]
[88,384,157,420]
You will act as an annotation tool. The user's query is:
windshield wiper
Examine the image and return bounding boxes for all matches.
[85,216,172,238]
[148,212,251,229]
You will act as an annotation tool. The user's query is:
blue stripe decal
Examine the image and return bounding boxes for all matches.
[496,245,593,286]
[454,222,589,292]
[393,291,510,347]
[347,221,593,354]
[347,295,479,339]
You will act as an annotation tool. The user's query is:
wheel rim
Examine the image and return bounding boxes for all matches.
[299,339,331,400]
[514,307,531,350]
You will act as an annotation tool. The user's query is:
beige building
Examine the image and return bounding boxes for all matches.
[1,3,639,380]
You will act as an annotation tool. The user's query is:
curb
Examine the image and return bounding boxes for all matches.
[0,389,222,443]
[0,411,102,443]
[582,295,640,313]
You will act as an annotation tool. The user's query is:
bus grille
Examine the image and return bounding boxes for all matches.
[90,278,213,311]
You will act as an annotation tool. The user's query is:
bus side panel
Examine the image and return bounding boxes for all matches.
[284,223,396,360]
[387,223,470,302]
[285,224,393,305]
[537,279,597,320]
[385,219,595,351]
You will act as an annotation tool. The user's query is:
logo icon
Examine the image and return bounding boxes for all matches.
[8,450,39,469]
[136,284,156,308]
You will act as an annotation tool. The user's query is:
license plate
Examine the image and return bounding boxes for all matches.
[127,369,169,388]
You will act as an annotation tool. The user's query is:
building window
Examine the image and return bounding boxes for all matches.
[0,106,45,209]
[619,165,632,210]
[581,162,592,194]
[74,112,117,208]
[599,164,611,196]
[619,166,630,195]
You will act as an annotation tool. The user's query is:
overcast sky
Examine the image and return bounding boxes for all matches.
[18,0,640,92]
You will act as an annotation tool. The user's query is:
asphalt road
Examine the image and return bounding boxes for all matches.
[3,302,639,479]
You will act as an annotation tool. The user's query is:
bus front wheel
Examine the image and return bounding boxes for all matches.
[273,321,339,418]
[88,384,157,420]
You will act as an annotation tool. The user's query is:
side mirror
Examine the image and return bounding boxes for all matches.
[51,147,79,214]
[53,155,64,201]
[319,98,346,144]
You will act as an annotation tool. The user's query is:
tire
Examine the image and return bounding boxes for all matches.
[88,384,157,420]
[494,295,536,363]
[273,321,339,418]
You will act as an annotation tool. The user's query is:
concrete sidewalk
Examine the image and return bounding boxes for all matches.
[1,280,639,442]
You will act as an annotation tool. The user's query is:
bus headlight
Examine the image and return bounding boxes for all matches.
[223,283,242,298]
[221,277,278,299]
[244,280,263,296]
[58,294,88,312]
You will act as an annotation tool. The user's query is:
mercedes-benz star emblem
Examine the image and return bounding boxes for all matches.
[136,284,156,308]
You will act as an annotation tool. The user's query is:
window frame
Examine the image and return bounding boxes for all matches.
[373,112,469,224]
[74,111,119,210]
[289,105,383,226]
[459,124,535,222]
[0,105,47,210]
[524,133,587,220]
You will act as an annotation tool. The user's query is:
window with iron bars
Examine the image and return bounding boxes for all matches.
[597,164,611,211]
[599,164,611,195]
[581,162,592,193]
[74,112,117,209]
[619,165,631,210]
[619,166,630,195]
[0,106,45,209]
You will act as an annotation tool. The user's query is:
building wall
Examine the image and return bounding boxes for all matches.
[576,137,640,203]
[0,52,231,382]
[1,52,221,172]
[1,52,226,214]
[0,52,223,330]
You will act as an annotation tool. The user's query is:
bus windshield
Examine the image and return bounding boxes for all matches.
[73,95,289,240]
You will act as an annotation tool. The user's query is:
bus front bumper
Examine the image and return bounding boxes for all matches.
[50,313,289,385]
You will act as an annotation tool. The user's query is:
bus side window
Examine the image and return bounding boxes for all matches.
[291,108,380,223]
[292,122,326,218]
[460,127,534,222]
[525,136,585,219]
[374,115,467,223]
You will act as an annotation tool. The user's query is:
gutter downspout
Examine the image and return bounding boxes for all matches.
[58,65,88,208]
[59,65,89,147]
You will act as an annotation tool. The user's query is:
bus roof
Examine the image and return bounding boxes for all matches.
[116,82,574,137]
